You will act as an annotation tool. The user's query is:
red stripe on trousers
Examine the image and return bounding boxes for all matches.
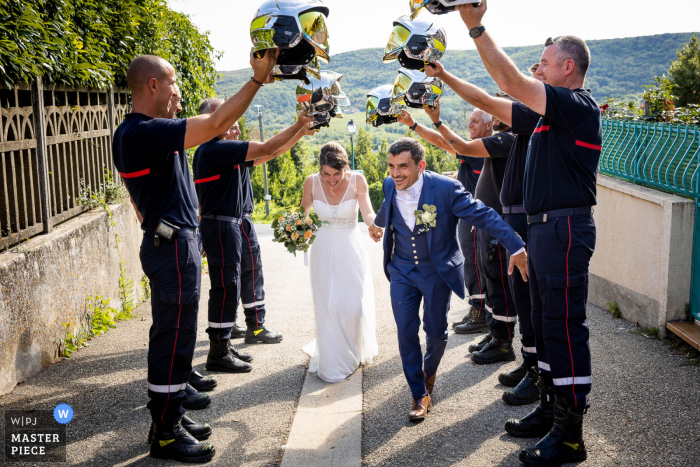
[242,223,260,326]
[576,140,602,151]
[565,216,577,407]
[497,246,511,340]
[162,240,183,424]
[119,168,150,178]
[473,229,483,312]
[218,221,226,341]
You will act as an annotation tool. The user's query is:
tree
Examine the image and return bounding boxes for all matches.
[668,34,700,107]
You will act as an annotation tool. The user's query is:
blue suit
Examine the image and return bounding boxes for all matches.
[375,171,525,399]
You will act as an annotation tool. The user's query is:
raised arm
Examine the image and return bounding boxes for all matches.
[425,61,514,126]
[457,2,546,116]
[251,124,316,167]
[184,49,279,149]
[424,103,489,158]
[397,110,456,155]
[300,175,314,214]
[246,113,313,161]
[356,175,377,227]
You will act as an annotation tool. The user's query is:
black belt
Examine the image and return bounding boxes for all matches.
[502,205,526,214]
[143,226,198,237]
[202,215,242,224]
[527,207,593,225]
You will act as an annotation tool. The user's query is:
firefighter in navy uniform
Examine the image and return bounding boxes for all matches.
[226,120,315,344]
[423,63,545,405]
[193,98,313,371]
[113,50,278,464]
[457,3,602,466]
[395,110,486,333]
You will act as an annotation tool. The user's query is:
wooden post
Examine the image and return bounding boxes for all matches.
[31,76,53,234]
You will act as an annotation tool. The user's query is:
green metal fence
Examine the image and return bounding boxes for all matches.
[600,119,700,322]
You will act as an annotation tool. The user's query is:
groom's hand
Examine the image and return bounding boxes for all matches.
[368,225,384,243]
[508,250,528,282]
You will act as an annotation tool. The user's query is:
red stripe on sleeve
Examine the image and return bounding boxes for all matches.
[534,125,550,133]
[576,140,602,151]
[119,168,151,178]
[473,170,481,174]
[194,175,221,184]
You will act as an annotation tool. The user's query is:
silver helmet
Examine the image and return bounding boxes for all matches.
[367,85,406,127]
[391,68,444,109]
[296,71,350,116]
[250,0,330,68]
[383,15,446,71]
[410,0,481,19]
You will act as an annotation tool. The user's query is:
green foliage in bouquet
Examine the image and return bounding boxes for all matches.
[271,206,329,256]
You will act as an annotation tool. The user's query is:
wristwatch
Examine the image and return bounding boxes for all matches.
[433,120,443,129]
[409,122,418,132]
[469,26,486,39]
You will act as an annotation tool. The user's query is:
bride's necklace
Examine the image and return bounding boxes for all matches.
[326,174,347,197]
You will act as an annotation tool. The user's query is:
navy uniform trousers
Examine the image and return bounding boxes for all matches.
[140,227,201,426]
[504,213,537,367]
[528,212,595,408]
[239,216,266,327]
[200,218,242,340]
[477,228,517,340]
[457,219,486,312]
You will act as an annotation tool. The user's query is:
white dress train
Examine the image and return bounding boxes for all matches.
[302,173,378,383]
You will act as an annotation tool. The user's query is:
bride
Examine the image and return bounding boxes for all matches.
[300,142,379,382]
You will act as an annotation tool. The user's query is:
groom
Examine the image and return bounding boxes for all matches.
[369,138,527,421]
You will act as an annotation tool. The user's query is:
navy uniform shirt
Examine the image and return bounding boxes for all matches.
[112,113,197,231]
[456,154,484,195]
[241,160,255,215]
[474,132,517,214]
[500,102,541,208]
[515,85,602,214]
[193,139,250,218]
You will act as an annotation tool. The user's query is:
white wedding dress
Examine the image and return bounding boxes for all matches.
[302,173,378,382]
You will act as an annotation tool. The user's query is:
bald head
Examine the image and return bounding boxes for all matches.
[127,55,173,94]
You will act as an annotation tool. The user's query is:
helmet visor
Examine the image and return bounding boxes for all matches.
[251,15,303,53]
[383,24,411,63]
[392,72,413,102]
[366,96,380,122]
[409,0,431,19]
[299,11,330,63]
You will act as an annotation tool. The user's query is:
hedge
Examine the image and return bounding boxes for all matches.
[0,0,221,117]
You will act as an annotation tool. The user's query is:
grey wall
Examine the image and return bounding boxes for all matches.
[0,202,144,395]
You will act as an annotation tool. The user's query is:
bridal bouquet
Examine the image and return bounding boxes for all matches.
[272,207,328,256]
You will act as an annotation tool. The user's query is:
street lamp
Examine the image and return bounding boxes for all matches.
[347,119,357,170]
[255,105,270,217]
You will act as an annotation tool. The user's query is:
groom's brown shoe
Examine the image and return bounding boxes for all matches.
[408,395,432,421]
[425,374,436,395]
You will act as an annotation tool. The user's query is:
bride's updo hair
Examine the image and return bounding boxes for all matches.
[319,142,349,172]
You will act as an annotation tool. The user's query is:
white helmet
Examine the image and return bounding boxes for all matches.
[366,85,406,127]
[383,15,446,71]
[410,0,481,19]
[250,0,331,68]
[391,68,444,109]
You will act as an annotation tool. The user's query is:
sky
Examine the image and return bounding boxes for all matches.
[167,0,700,72]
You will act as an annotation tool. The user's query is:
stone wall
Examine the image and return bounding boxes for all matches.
[0,202,144,395]
[589,176,695,337]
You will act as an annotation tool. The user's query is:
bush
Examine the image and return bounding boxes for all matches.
[368,181,384,213]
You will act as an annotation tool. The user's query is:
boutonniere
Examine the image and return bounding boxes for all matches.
[414,204,437,235]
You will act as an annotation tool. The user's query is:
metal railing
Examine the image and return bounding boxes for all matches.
[600,119,700,322]
[0,78,129,250]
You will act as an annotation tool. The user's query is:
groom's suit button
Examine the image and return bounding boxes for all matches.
[413,250,417,253]
[411,237,415,240]
[415,261,419,264]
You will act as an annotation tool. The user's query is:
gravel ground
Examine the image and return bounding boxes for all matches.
[0,227,315,467]
[3,225,700,467]
[361,229,700,467]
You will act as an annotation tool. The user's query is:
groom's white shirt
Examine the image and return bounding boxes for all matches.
[394,173,424,231]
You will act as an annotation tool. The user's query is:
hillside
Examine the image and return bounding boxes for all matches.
[216,32,698,145]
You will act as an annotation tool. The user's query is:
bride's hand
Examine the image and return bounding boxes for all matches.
[368,225,384,242]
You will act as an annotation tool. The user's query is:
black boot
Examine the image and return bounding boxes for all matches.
[467,333,492,353]
[454,308,489,334]
[505,376,554,438]
[452,306,477,329]
[228,341,253,363]
[188,370,218,392]
[182,383,211,410]
[499,361,529,387]
[231,322,246,339]
[503,367,540,405]
[519,396,587,466]
[147,415,212,443]
[206,339,253,373]
[149,420,216,463]
[245,325,283,344]
[470,337,516,364]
